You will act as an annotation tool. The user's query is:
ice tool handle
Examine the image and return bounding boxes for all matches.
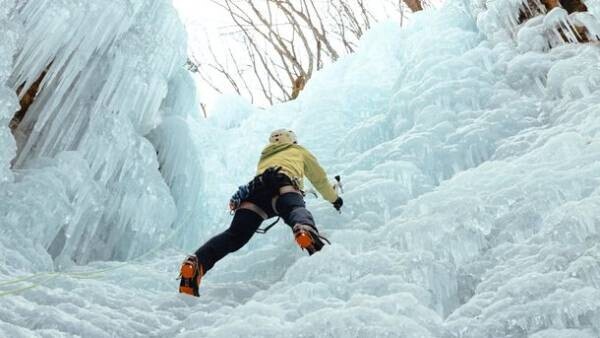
[333,175,343,214]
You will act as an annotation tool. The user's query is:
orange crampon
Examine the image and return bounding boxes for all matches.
[178,255,203,297]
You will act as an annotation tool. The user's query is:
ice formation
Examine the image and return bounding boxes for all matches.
[2,0,600,337]
[0,0,188,269]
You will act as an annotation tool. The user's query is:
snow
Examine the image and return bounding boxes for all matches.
[2,0,600,337]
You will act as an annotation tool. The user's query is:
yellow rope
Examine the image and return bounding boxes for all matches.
[0,273,60,297]
[0,224,184,297]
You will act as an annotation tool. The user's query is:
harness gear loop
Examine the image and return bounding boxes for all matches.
[256,185,303,234]
[238,201,268,220]
[271,185,303,214]
[255,217,281,234]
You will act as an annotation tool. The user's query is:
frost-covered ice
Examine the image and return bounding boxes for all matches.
[1,0,185,269]
[2,0,600,337]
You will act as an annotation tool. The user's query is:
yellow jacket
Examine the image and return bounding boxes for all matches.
[257,143,338,203]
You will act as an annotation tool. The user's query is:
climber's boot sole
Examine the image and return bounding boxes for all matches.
[178,256,203,297]
[293,224,324,255]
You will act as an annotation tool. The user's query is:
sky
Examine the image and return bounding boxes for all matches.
[172,0,226,112]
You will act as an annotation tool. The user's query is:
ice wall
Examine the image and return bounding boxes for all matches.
[1,0,600,337]
[147,69,209,249]
[0,0,18,184]
[166,0,600,336]
[0,0,190,270]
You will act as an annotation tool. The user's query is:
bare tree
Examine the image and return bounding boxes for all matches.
[190,0,428,106]
[403,0,424,12]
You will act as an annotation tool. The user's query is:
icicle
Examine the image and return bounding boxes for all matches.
[571,12,600,41]
[1,0,186,264]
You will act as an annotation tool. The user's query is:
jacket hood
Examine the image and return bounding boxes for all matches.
[260,143,296,160]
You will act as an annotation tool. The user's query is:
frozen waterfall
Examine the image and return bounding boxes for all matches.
[2,0,600,337]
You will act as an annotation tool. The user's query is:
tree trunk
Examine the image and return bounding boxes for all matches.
[402,0,423,12]
[11,68,49,135]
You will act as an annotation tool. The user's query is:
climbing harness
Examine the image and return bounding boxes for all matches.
[229,167,305,235]
[255,217,281,234]
[253,184,304,234]
[229,183,251,212]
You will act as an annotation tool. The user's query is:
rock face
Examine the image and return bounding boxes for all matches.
[558,0,588,13]
[519,0,591,42]
[10,67,48,145]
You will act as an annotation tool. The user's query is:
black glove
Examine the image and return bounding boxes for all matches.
[332,197,343,211]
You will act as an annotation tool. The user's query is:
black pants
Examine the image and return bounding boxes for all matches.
[195,191,318,273]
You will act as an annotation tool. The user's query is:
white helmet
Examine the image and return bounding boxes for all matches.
[269,129,298,145]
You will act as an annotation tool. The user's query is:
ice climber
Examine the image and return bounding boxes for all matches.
[179,129,344,296]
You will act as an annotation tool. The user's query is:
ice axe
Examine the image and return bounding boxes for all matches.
[333,175,343,214]
[334,175,343,194]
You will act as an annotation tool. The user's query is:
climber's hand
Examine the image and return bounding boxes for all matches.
[332,197,343,212]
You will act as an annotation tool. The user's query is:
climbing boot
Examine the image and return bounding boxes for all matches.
[293,224,326,255]
[178,255,203,297]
